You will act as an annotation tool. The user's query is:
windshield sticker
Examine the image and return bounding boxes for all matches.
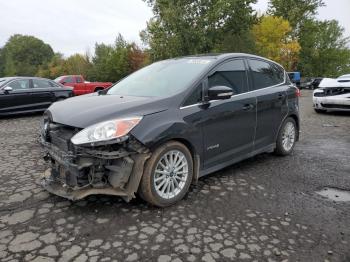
[187,59,211,64]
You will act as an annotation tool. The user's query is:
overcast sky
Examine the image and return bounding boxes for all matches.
[0,0,349,56]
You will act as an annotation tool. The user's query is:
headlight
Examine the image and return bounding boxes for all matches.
[71,116,142,145]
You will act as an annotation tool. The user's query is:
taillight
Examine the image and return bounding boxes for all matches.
[296,88,301,97]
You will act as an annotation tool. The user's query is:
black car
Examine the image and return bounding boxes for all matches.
[0,77,73,115]
[301,77,323,90]
[40,53,300,207]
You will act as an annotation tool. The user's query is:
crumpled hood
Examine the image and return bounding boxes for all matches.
[47,93,169,128]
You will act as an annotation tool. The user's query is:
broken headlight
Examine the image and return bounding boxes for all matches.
[71,116,142,145]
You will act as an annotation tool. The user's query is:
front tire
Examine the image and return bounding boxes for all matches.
[275,117,297,156]
[139,141,193,207]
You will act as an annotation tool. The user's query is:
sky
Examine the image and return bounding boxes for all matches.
[0,0,349,56]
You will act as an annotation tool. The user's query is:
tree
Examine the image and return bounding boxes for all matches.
[267,0,325,31]
[0,48,5,76]
[141,0,257,61]
[1,34,54,76]
[128,43,150,72]
[36,53,66,79]
[89,34,149,82]
[64,54,92,78]
[252,16,300,70]
[298,19,350,77]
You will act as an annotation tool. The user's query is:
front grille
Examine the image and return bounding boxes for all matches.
[314,92,325,97]
[321,103,350,109]
[47,123,80,152]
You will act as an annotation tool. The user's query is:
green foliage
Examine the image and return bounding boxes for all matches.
[267,0,325,30]
[89,34,148,82]
[298,19,350,77]
[141,0,257,61]
[89,34,130,82]
[36,53,92,79]
[1,34,54,76]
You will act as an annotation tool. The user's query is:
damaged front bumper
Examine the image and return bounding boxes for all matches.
[313,87,350,111]
[40,137,150,202]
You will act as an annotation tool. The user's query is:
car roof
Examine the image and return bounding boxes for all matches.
[0,76,54,81]
[172,53,286,69]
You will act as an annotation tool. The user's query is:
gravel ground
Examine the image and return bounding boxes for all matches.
[0,90,349,262]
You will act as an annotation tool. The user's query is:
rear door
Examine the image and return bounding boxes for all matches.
[31,79,56,109]
[0,79,32,114]
[247,59,288,151]
[73,76,86,95]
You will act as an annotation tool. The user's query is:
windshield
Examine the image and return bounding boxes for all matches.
[0,78,9,88]
[338,74,350,79]
[54,76,64,82]
[107,58,214,97]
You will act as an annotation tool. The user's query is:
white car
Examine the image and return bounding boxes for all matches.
[313,75,350,113]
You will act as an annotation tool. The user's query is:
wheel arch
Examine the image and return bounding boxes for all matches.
[94,86,104,92]
[149,137,200,184]
[288,113,300,141]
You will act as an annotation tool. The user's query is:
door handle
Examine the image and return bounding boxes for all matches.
[242,104,254,111]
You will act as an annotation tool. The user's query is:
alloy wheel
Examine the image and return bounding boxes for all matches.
[153,150,189,199]
[282,122,296,152]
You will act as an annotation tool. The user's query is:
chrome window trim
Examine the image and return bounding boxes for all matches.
[180,58,286,110]
[179,82,286,110]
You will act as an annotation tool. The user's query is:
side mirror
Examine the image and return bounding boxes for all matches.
[208,86,233,100]
[3,86,13,93]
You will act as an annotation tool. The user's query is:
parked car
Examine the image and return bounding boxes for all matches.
[40,53,300,207]
[300,77,323,90]
[288,72,301,88]
[0,77,73,116]
[313,76,350,113]
[54,75,112,96]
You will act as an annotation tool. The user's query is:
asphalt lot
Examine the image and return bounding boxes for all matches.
[0,90,349,262]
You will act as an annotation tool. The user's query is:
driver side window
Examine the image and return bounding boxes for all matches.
[208,59,248,95]
[7,79,30,90]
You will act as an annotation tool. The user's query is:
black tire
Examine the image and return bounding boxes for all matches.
[139,141,193,207]
[314,108,326,113]
[274,117,297,156]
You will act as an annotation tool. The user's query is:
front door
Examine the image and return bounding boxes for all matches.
[31,78,55,110]
[201,59,256,170]
[0,79,33,114]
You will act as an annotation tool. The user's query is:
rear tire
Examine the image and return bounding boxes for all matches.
[274,117,297,156]
[139,141,193,207]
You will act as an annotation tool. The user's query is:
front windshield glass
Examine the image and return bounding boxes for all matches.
[107,58,214,97]
[0,78,9,87]
[54,76,64,82]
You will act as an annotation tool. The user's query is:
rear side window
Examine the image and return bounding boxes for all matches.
[33,79,51,88]
[64,76,74,83]
[208,59,248,95]
[248,59,284,90]
[76,77,83,83]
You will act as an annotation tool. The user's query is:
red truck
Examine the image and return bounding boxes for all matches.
[54,75,112,96]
